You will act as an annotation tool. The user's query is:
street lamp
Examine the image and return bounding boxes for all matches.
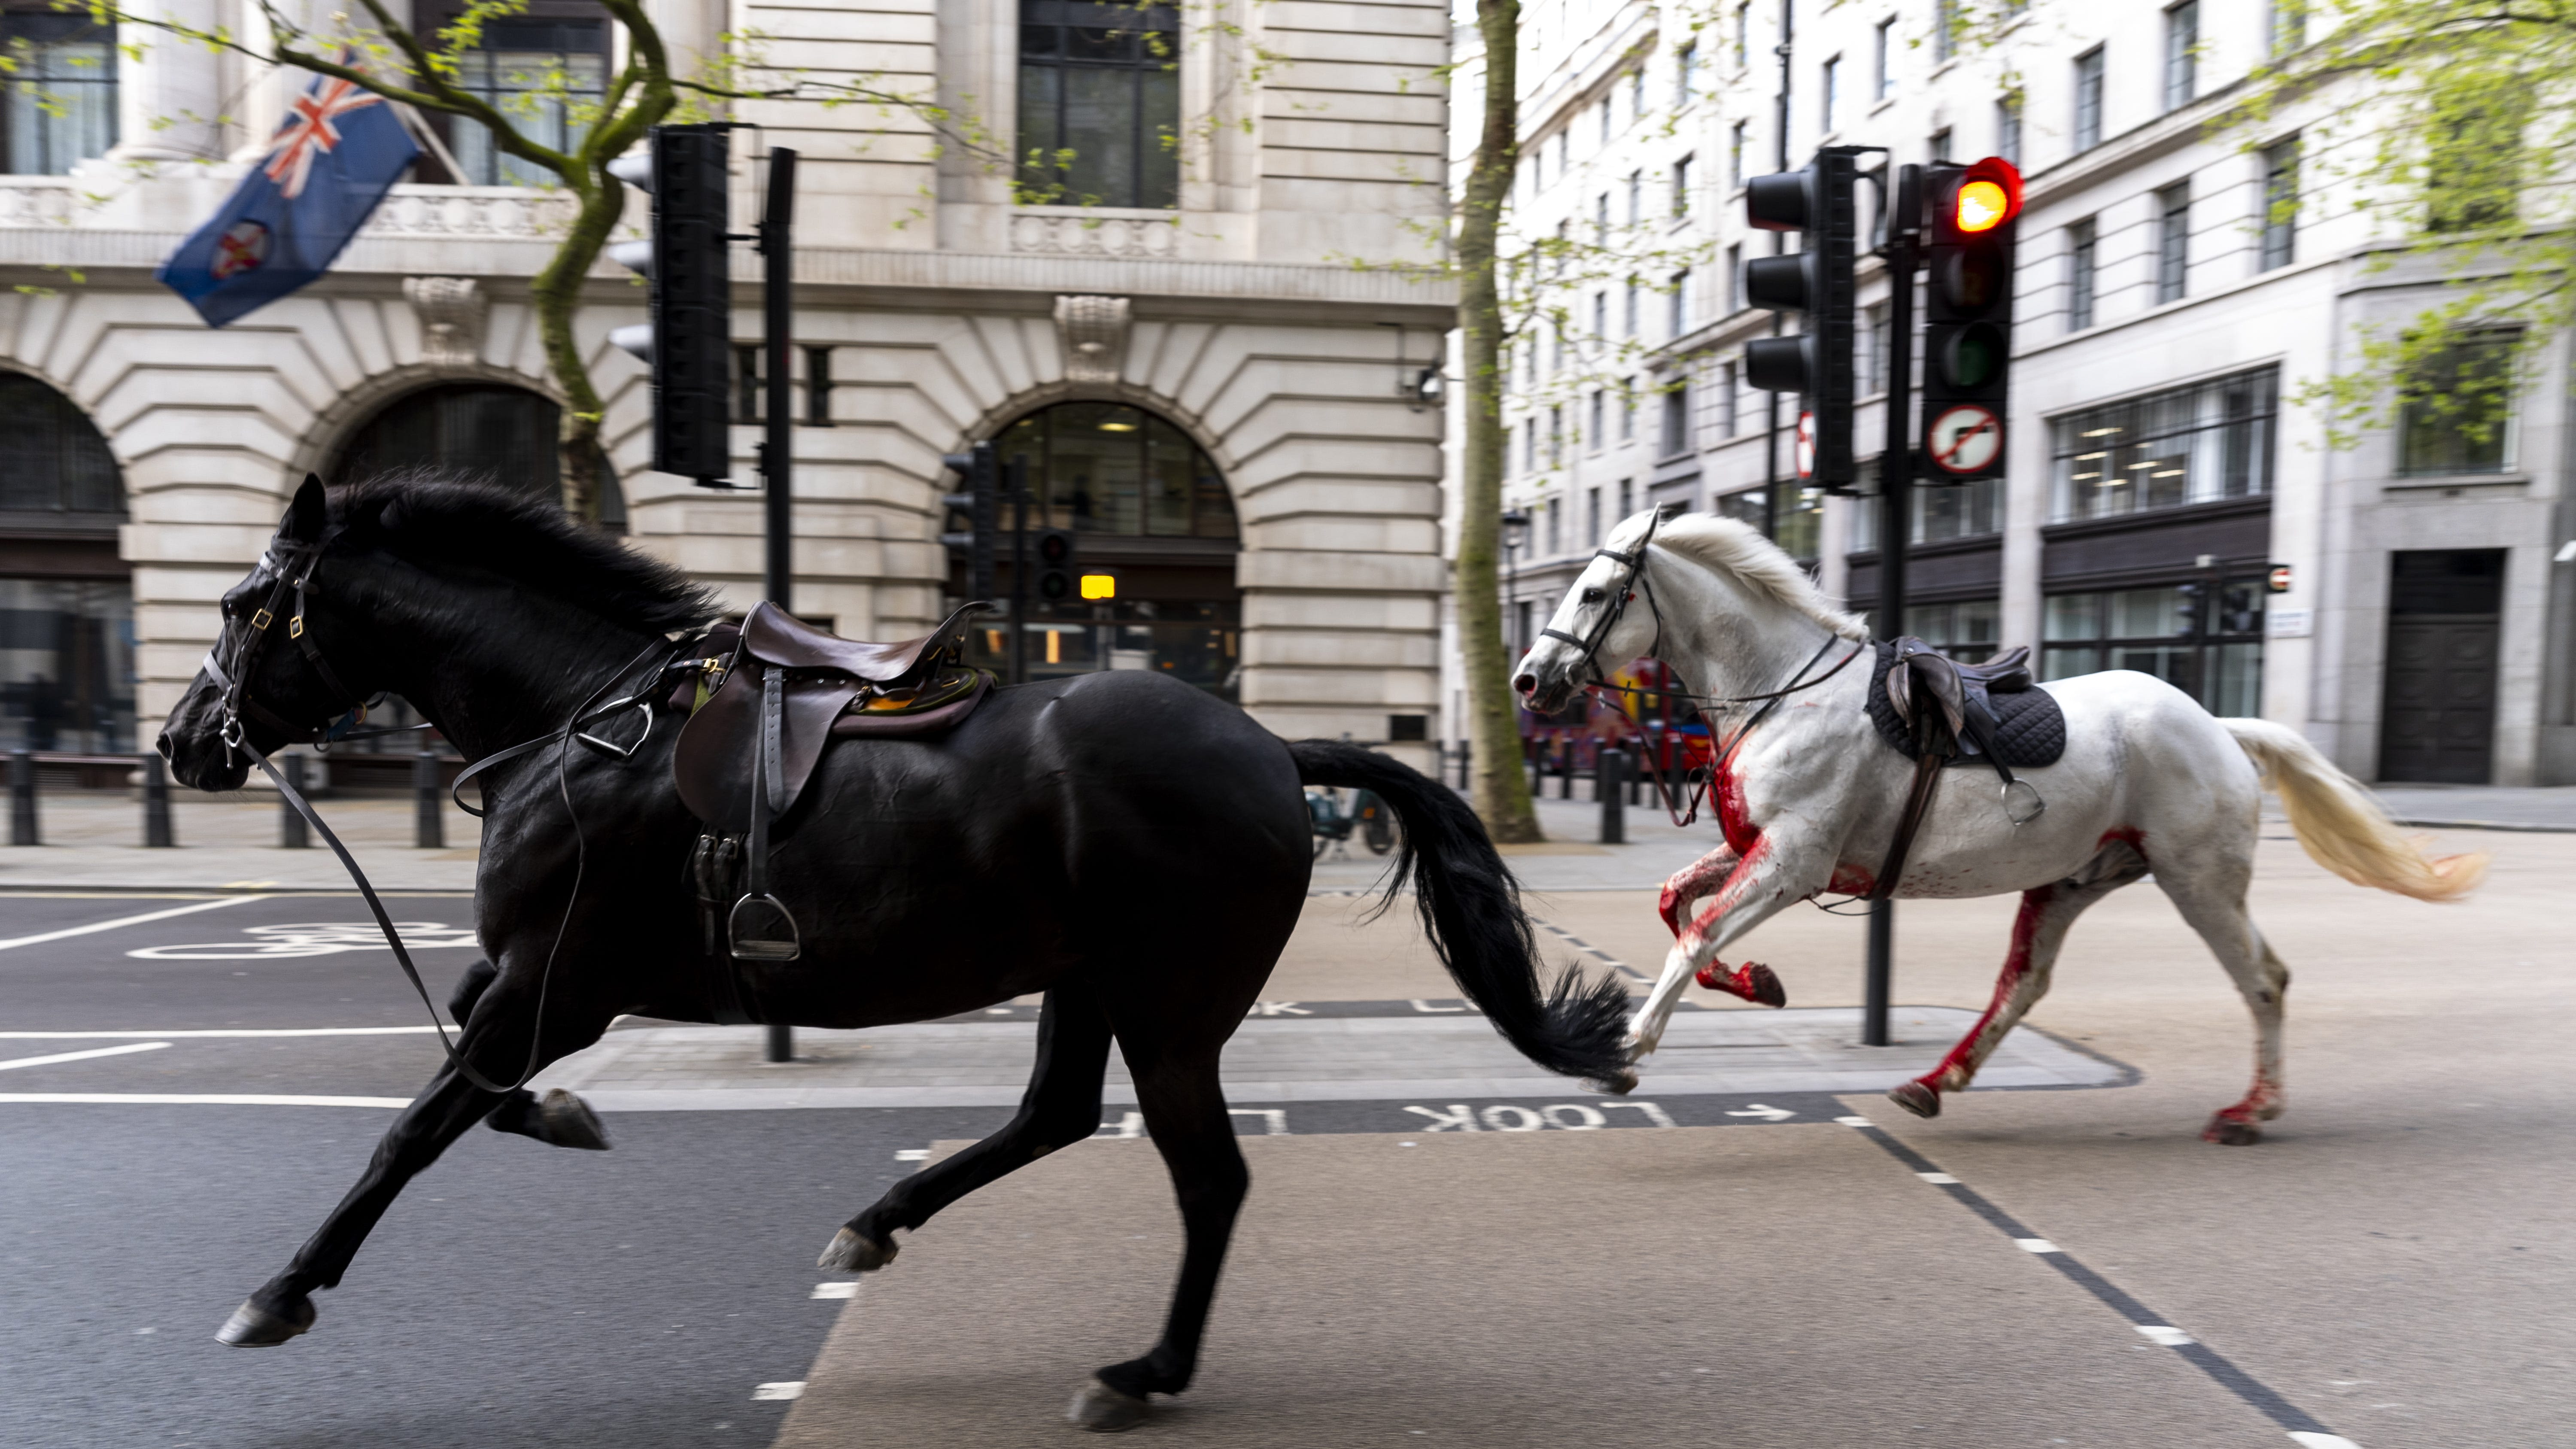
[1499,508,1533,657]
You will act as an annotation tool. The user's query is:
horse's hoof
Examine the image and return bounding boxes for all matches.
[1589,1066,1639,1096]
[1887,1081,1941,1119]
[532,1089,611,1151]
[817,1226,898,1273]
[1067,1378,1150,1433]
[2202,1116,2261,1146]
[216,1294,315,1347]
[1741,963,1786,1009]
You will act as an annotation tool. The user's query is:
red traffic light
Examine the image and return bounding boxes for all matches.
[1947,156,2023,235]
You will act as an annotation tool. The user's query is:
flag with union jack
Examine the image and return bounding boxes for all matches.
[158,70,419,327]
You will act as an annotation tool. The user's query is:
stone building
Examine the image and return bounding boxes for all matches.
[0,0,1455,773]
[1463,0,2576,787]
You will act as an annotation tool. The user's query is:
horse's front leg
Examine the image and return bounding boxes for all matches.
[1654,844,1786,1008]
[217,983,613,1347]
[1628,832,1832,1061]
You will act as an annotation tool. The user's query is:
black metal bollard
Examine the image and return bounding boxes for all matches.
[1457,738,1471,790]
[9,750,34,846]
[1558,742,1575,799]
[279,753,309,849]
[413,749,444,849]
[142,753,174,847]
[1598,748,1627,844]
[766,1022,793,1063]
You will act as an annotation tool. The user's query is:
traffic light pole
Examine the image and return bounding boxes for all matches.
[1863,164,1921,1051]
[1760,0,1793,540]
[1009,455,1031,685]
[759,145,797,1066]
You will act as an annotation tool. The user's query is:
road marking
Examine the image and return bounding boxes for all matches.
[0,1093,409,1107]
[0,895,257,952]
[893,1148,930,1161]
[0,1042,171,1072]
[1531,919,1653,983]
[751,1382,806,1401]
[1835,1115,2359,1446]
[1725,1103,1797,1121]
[0,1027,451,1039]
[811,1282,857,1300]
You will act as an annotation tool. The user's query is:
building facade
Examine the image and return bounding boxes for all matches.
[1462,0,2576,787]
[0,0,1455,771]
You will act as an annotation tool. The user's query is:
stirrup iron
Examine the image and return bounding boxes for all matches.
[727,891,802,962]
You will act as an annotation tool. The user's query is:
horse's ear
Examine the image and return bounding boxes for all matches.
[283,474,328,541]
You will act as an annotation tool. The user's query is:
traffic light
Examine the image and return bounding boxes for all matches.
[1741,149,1861,486]
[1031,528,1085,604]
[608,124,733,485]
[1918,156,2022,482]
[939,441,999,601]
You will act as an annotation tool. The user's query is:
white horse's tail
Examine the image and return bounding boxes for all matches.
[2221,718,2486,902]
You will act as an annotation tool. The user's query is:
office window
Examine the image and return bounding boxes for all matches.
[2260,138,2299,271]
[1733,4,1750,67]
[1619,380,1636,441]
[2066,218,2097,331]
[1929,127,1951,164]
[1598,99,1613,148]
[1617,479,1634,523]
[1016,1,1181,209]
[1547,405,1563,467]
[2050,367,2278,521]
[1725,243,1742,313]
[2399,330,2518,476]
[1,11,117,175]
[1875,19,1895,101]
[1586,486,1602,543]
[1587,390,1604,453]
[1669,268,1690,336]
[1660,384,1691,457]
[803,346,835,425]
[1719,361,1739,436]
[1630,65,1646,120]
[2155,181,2190,304]
[2267,0,2307,55]
[1626,170,1641,225]
[452,17,610,186]
[1624,277,1639,337]
[1672,155,1693,218]
[1849,472,2003,553]
[1863,303,1889,393]
[1934,0,1956,64]
[1676,44,1698,108]
[1544,498,1560,554]
[1594,192,1609,246]
[2164,3,2198,111]
[2073,48,2105,152]
[1729,121,1746,188]
[1996,94,2022,166]
[1549,319,1562,374]
[1523,424,1537,474]
[1591,290,1607,340]
[1821,56,1841,133]
[733,344,764,422]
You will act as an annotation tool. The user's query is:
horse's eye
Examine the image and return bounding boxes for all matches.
[1580,588,1606,604]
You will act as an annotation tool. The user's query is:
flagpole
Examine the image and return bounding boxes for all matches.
[391,103,468,184]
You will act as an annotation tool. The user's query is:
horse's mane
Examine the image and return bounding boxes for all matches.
[332,471,720,634]
[1642,511,1870,641]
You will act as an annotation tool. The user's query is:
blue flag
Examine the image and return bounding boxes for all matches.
[158,73,419,328]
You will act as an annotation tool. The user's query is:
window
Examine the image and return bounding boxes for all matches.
[1630,66,1646,120]
[1619,381,1636,441]
[1626,170,1642,225]
[1669,268,1690,337]
[1862,303,1889,393]
[1996,94,2022,166]
[1587,390,1604,453]
[1874,20,1895,101]
[1618,479,1634,523]
[1903,600,2002,663]
[1676,44,1698,108]
[1586,486,1602,543]
[1929,127,1951,164]
[1544,498,1560,555]
[2399,331,2518,477]
[0,371,120,516]
[1660,384,1691,457]
[1591,290,1607,339]
[1719,361,1739,436]
[448,17,608,186]
[2073,48,2105,152]
[2426,90,2527,233]
[1671,155,1693,218]
[1547,405,1563,466]
[1598,99,1613,148]
[1821,56,1841,133]
[2050,367,2278,521]
[733,344,764,423]
[804,346,836,425]
[1555,128,1570,177]
[2043,584,2265,715]
[1548,320,1562,374]
[1849,471,2003,551]
[1,11,115,175]
[2260,138,2299,271]
[1934,0,1956,64]
[1733,4,1750,68]
[1624,277,1639,337]
[2164,3,2198,111]
[2066,218,2097,331]
[1017,1,1181,209]
[1595,192,1610,247]
[1724,243,1742,313]
[1729,121,1746,188]
[2267,0,2307,56]
[2155,181,2190,304]
[1524,425,1537,475]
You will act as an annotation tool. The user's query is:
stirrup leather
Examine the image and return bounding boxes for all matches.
[730,663,804,963]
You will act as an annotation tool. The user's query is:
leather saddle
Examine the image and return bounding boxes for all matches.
[1862,638,2063,902]
[670,601,990,972]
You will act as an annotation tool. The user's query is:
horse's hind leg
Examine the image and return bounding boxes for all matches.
[819,982,1115,1273]
[2154,862,2290,1145]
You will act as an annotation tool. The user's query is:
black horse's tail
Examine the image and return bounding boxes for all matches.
[1290,739,1631,1083]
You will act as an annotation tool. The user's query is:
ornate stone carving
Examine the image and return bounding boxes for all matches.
[1054,295,1132,384]
[1011,210,1179,258]
[404,276,487,366]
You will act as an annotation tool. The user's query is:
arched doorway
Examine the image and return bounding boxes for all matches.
[0,371,131,752]
[331,381,626,529]
[953,401,1243,700]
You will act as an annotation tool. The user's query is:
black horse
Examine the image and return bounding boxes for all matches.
[158,475,1629,1430]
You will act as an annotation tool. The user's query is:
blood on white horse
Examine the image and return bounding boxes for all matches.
[1514,510,2486,1144]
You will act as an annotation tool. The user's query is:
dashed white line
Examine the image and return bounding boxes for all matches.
[0,1027,451,1040]
[2287,1435,2364,1449]
[810,1282,857,1300]
[0,1093,409,1108]
[0,896,258,951]
[0,1042,171,1072]
[2134,1324,2196,1347]
[1916,1171,1960,1184]
[893,1148,930,1162]
[751,1381,806,1401]
[2014,1238,2063,1254]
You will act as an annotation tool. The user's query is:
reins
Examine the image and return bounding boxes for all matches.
[205,534,691,1096]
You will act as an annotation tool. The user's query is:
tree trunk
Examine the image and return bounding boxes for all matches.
[1456,0,1540,842]
[532,174,626,524]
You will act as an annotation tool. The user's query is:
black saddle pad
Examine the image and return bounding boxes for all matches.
[1864,642,2067,769]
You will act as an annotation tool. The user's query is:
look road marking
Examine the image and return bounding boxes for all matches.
[0,1093,409,1107]
[0,1042,170,1072]
[0,895,256,952]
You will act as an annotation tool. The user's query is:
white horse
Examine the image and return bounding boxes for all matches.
[1513,510,2484,1142]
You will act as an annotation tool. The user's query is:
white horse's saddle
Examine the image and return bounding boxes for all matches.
[1864,640,2066,770]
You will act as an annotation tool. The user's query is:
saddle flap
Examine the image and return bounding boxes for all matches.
[672,659,860,834]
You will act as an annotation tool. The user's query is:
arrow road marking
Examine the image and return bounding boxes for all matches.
[1723,1103,1797,1121]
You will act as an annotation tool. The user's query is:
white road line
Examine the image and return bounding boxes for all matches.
[2134,1324,2196,1347]
[0,1093,410,1108]
[1916,1171,1960,1184]
[2014,1238,2063,1254]
[0,1042,171,1072]
[810,1282,858,1300]
[0,1026,450,1040]
[0,896,258,951]
[2287,1435,2364,1449]
[750,1382,806,1401]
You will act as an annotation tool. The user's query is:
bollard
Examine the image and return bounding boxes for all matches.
[279,753,310,848]
[1598,748,1626,844]
[766,1022,793,1063]
[1457,738,1471,791]
[413,749,444,849]
[1558,741,1575,799]
[9,749,34,846]
[142,753,174,847]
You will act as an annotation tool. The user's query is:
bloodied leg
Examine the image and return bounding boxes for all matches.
[1628,832,1829,1059]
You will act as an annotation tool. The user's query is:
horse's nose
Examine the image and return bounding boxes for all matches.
[153,730,172,760]
[1513,672,1537,695]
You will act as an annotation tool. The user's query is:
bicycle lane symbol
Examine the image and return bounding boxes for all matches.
[127,923,483,960]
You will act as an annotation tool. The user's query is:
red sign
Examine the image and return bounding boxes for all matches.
[1795,410,1816,480]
